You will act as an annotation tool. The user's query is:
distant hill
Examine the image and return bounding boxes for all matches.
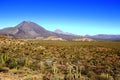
[0,21,80,39]
[54,29,76,36]
[73,38,95,42]
[85,34,120,40]
[44,36,65,41]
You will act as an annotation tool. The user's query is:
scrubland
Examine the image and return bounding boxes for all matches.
[0,35,120,80]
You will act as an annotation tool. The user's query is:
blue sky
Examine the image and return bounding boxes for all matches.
[0,0,120,35]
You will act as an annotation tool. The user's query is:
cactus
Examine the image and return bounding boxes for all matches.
[53,63,58,74]
[1,55,5,64]
[79,66,82,79]
[106,73,109,79]
[25,57,29,66]
[69,65,72,80]
[75,65,79,80]
[52,63,59,80]
[0,53,8,65]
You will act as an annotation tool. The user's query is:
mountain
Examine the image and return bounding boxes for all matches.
[1,21,120,40]
[54,29,76,36]
[0,21,80,39]
[85,34,120,40]
[0,21,54,38]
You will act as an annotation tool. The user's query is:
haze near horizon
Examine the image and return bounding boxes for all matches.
[0,0,120,35]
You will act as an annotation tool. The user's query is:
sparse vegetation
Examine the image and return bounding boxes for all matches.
[0,35,120,80]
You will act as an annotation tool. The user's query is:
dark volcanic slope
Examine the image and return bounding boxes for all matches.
[0,21,80,39]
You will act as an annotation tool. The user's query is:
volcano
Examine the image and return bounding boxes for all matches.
[0,21,80,39]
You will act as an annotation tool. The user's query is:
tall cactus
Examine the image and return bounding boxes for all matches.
[75,65,79,80]
[69,65,73,80]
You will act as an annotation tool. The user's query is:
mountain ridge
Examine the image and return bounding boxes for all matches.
[0,21,120,40]
[0,21,80,39]
[85,34,120,40]
[54,29,77,36]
